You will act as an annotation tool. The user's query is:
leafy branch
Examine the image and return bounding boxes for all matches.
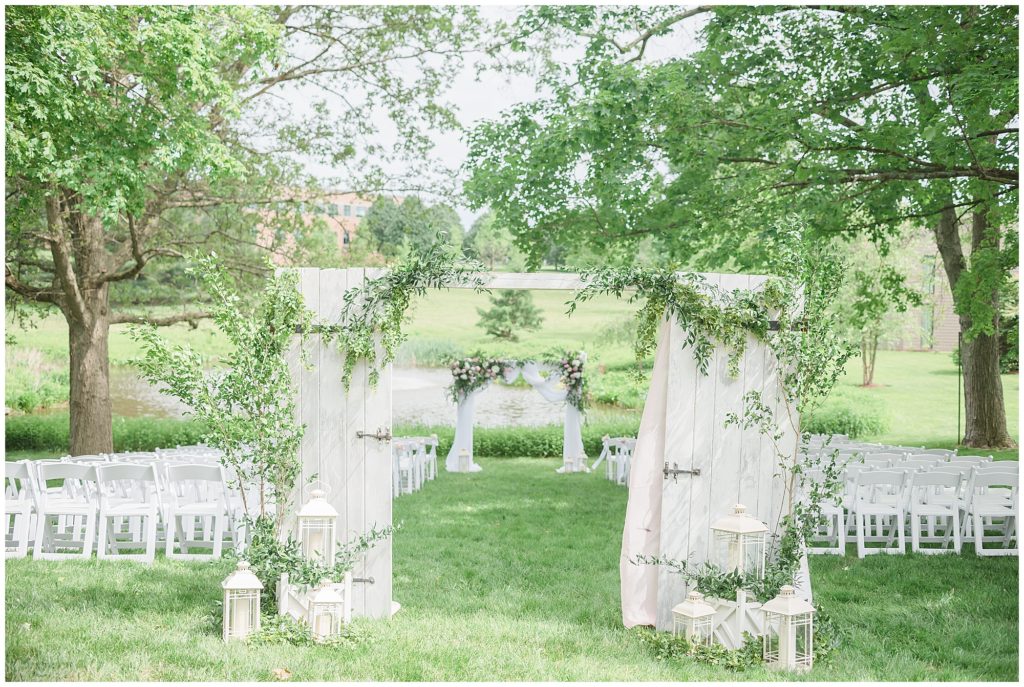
[326,242,489,387]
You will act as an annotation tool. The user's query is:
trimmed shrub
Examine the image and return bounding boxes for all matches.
[6,413,642,458]
[5,413,207,453]
[803,392,887,439]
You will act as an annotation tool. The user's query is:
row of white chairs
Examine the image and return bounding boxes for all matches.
[801,446,1018,558]
[593,436,636,486]
[392,436,439,498]
[5,447,247,563]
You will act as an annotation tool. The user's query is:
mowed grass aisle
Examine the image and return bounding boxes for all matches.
[5,459,1019,681]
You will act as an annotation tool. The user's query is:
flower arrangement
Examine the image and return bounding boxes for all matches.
[552,350,587,412]
[447,355,506,402]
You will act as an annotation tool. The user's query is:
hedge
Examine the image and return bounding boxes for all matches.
[5,412,642,458]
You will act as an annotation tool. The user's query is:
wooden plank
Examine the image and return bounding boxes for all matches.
[444,271,773,291]
[281,268,306,536]
[297,268,321,529]
[342,267,369,616]
[318,269,347,548]
[738,331,768,520]
[363,265,393,618]
[655,315,699,629]
[706,274,750,552]
[684,271,722,576]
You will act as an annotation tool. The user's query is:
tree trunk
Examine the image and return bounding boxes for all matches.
[861,332,878,386]
[933,205,1015,448]
[960,326,1011,447]
[67,285,114,455]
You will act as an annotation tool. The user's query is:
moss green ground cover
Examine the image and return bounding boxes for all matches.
[5,458,1018,681]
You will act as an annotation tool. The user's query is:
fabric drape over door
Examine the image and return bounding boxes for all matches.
[620,319,671,627]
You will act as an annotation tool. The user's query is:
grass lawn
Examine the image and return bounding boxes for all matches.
[833,350,1019,449]
[5,458,1018,681]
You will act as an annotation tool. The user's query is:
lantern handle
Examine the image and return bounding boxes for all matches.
[303,480,332,501]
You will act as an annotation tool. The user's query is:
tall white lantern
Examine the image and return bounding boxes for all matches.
[307,580,346,642]
[221,560,263,642]
[458,448,472,472]
[297,488,337,565]
[671,590,716,646]
[762,585,815,671]
[710,503,768,579]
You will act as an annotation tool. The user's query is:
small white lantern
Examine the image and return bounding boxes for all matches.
[221,560,263,642]
[307,579,346,642]
[671,590,717,646]
[459,448,471,472]
[711,504,768,579]
[297,488,337,566]
[762,585,815,671]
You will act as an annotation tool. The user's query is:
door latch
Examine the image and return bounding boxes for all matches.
[663,461,701,482]
[356,427,392,442]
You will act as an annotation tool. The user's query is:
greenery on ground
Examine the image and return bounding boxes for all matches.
[5,458,1017,680]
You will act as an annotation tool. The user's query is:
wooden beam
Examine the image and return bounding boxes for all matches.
[446,272,774,291]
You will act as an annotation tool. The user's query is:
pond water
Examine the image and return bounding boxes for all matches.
[102,366,569,427]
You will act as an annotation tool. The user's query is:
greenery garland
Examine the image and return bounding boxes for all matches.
[327,242,489,388]
[567,268,788,377]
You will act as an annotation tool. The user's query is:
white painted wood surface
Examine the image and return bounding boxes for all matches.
[287,267,393,619]
[654,275,799,630]
[446,271,757,291]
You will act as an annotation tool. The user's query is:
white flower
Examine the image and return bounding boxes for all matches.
[491,365,500,373]
[572,359,580,366]
[460,374,468,379]
[572,372,581,378]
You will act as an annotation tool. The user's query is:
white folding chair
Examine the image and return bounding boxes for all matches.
[976,461,1018,475]
[911,448,958,460]
[5,461,38,558]
[163,464,229,560]
[907,471,963,554]
[963,470,1018,556]
[949,455,993,467]
[33,463,98,560]
[95,464,160,563]
[851,470,907,558]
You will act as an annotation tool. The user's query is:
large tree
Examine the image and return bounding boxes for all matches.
[357,195,463,259]
[466,5,1018,447]
[5,5,486,454]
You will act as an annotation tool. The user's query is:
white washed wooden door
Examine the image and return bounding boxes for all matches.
[655,274,797,630]
[287,267,393,619]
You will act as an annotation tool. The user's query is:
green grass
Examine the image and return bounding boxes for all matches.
[5,459,1018,680]
[832,350,1019,449]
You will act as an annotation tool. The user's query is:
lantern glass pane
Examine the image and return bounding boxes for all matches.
[310,604,343,640]
[299,518,336,564]
[224,589,260,641]
[715,531,766,578]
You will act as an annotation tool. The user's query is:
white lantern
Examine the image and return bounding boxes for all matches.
[221,560,263,642]
[307,579,346,642]
[459,448,471,472]
[710,504,768,579]
[762,585,815,671]
[671,590,716,646]
[297,488,337,565]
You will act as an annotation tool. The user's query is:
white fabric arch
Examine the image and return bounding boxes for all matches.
[445,358,588,473]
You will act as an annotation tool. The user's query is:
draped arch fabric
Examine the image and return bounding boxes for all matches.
[445,358,587,473]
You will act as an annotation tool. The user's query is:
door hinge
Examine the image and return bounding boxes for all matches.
[663,461,701,482]
[356,427,392,442]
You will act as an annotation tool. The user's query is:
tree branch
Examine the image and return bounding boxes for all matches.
[110,310,211,327]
